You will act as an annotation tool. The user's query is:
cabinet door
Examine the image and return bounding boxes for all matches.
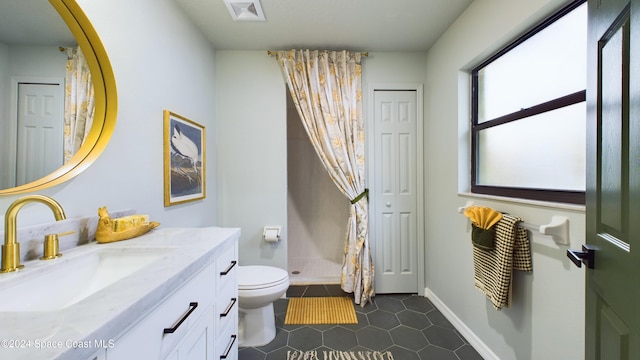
[107,263,215,359]
[85,349,106,360]
[164,307,214,360]
[215,241,238,360]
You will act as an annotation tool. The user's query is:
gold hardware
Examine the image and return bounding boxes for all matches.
[1,243,22,273]
[1,195,66,272]
[39,231,74,260]
[41,235,60,260]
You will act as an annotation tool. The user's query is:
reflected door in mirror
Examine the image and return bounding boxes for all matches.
[16,82,64,186]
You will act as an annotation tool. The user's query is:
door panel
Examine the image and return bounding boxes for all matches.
[373,90,418,293]
[16,83,64,186]
[598,304,630,359]
[586,0,639,358]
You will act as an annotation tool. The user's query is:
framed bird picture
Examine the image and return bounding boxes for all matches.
[163,110,205,206]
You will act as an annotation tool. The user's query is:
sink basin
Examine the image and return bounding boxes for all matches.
[0,247,173,312]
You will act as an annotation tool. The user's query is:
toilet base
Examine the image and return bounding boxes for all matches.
[238,303,276,347]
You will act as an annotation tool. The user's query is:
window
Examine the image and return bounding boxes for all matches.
[470,0,587,204]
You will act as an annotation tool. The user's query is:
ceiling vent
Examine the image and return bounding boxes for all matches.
[223,0,265,21]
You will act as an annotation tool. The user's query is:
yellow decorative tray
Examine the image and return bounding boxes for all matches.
[96,207,160,244]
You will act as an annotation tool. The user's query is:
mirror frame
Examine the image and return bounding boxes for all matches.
[0,0,117,195]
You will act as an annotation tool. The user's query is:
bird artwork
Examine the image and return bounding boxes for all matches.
[170,123,201,188]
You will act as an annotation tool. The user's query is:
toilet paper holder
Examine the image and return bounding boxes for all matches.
[263,226,281,242]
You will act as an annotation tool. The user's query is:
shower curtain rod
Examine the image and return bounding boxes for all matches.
[267,50,368,57]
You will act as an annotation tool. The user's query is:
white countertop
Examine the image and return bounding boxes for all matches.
[0,226,240,360]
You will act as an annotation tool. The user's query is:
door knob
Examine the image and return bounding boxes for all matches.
[566,244,596,269]
[385,202,391,207]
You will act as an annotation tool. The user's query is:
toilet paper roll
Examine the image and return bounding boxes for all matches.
[264,229,280,243]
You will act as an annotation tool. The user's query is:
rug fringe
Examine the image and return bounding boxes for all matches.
[286,350,394,360]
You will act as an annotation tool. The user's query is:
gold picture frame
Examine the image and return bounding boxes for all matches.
[163,110,205,206]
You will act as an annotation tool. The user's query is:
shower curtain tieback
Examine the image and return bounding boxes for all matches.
[351,188,369,204]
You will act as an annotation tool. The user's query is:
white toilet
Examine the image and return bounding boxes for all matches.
[237,265,290,347]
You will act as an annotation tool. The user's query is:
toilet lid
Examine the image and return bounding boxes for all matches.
[238,265,289,290]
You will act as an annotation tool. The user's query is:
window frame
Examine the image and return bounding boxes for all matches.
[470,0,587,205]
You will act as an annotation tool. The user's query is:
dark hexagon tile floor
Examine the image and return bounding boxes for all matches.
[238,285,484,360]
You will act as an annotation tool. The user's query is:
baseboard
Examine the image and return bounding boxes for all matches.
[424,287,499,360]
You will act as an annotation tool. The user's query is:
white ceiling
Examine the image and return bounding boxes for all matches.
[0,0,473,51]
[174,0,474,52]
[0,0,75,46]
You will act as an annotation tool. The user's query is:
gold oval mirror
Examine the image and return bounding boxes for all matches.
[0,0,116,195]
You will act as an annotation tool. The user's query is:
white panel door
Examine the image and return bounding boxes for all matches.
[373,90,419,293]
[16,83,64,186]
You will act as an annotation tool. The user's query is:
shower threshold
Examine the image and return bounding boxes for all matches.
[288,257,341,285]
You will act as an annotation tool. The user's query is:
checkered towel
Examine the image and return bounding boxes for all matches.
[472,214,532,310]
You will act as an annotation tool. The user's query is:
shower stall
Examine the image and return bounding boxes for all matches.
[286,94,349,285]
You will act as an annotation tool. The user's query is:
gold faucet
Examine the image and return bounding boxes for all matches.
[1,195,67,273]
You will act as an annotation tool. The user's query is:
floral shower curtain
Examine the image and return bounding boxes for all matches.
[274,49,373,306]
[64,46,95,162]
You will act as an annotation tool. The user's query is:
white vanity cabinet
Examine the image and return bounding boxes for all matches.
[163,305,215,360]
[86,350,106,360]
[105,239,238,360]
[214,244,238,360]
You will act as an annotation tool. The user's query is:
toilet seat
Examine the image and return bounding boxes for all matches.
[238,265,289,290]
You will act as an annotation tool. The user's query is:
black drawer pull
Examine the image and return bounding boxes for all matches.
[220,334,237,359]
[163,302,198,334]
[220,260,237,276]
[220,298,237,317]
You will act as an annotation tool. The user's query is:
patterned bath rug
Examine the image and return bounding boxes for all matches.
[284,297,358,325]
[287,350,394,360]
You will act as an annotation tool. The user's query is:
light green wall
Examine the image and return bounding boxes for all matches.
[215,51,288,268]
[0,0,219,229]
[424,0,585,359]
[215,51,428,269]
